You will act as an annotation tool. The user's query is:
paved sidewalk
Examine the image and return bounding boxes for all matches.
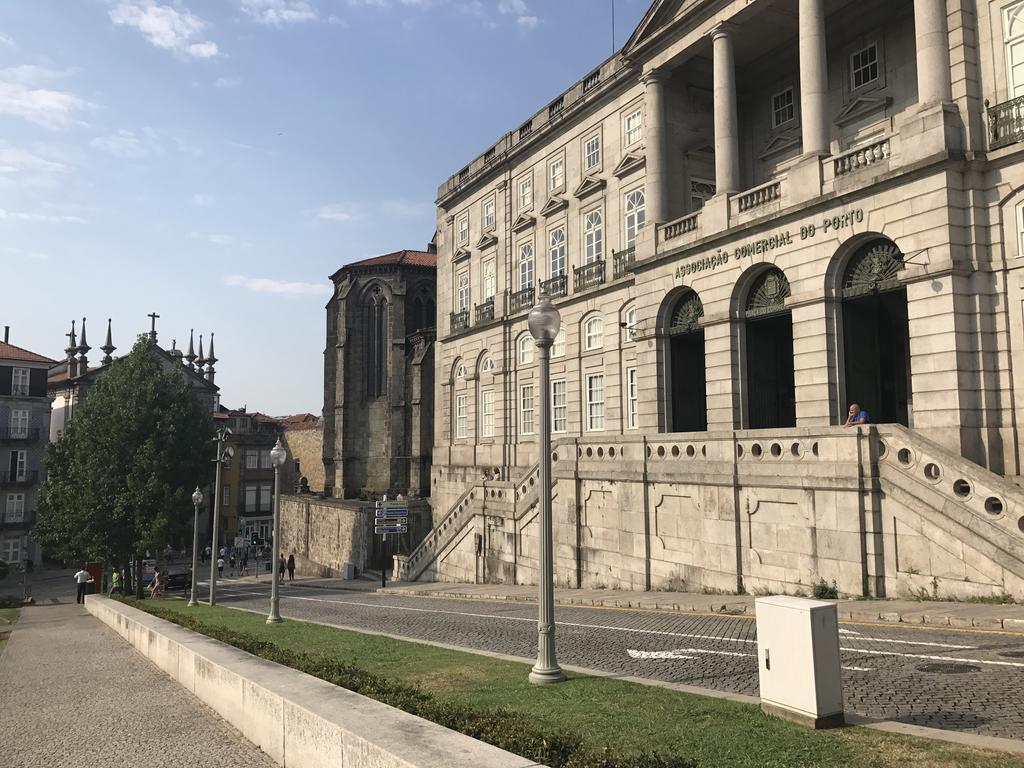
[0,604,278,768]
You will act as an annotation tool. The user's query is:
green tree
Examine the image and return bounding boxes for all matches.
[36,336,215,591]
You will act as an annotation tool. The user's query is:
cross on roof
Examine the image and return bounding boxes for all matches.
[148,312,160,340]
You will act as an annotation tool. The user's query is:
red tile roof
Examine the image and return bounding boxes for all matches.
[0,340,57,365]
[333,250,436,278]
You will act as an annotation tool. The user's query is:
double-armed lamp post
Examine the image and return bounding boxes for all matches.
[527,291,565,685]
[208,427,233,606]
[266,438,288,624]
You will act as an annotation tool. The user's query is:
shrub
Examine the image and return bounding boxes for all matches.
[812,579,838,600]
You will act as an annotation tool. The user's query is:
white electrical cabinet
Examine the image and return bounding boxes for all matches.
[755,595,844,728]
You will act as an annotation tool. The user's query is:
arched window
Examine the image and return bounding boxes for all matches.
[480,356,495,373]
[366,287,388,397]
[518,334,534,365]
[455,361,466,379]
[745,268,791,318]
[624,189,645,249]
[583,316,604,351]
[552,327,566,358]
[623,306,637,341]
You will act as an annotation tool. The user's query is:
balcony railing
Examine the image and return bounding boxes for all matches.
[539,273,567,298]
[0,427,40,443]
[662,212,700,242]
[450,310,470,333]
[833,137,890,177]
[574,259,605,292]
[475,298,495,325]
[734,180,781,213]
[0,471,39,487]
[989,96,1024,150]
[509,286,535,314]
[612,247,636,279]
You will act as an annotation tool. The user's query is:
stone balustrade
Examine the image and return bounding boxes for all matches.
[661,211,700,243]
[732,179,782,214]
[833,137,891,177]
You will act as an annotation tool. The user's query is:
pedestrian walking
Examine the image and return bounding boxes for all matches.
[278,554,286,582]
[108,567,122,596]
[229,553,236,575]
[286,554,295,582]
[240,552,248,577]
[204,545,211,564]
[217,556,225,577]
[73,566,94,604]
[148,567,164,598]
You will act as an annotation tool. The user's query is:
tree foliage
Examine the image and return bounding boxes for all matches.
[36,337,215,564]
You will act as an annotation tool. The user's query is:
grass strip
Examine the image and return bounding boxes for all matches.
[0,608,19,625]
[125,598,1024,768]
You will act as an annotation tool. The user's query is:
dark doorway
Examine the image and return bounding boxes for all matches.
[670,330,707,432]
[745,313,796,428]
[842,288,909,425]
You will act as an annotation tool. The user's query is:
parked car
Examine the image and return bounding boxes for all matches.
[164,569,190,591]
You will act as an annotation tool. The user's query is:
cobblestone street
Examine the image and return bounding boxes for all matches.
[0,604,278,768]
[213,581,1024,739]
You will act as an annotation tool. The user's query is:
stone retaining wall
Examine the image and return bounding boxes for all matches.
[86,596,540,768]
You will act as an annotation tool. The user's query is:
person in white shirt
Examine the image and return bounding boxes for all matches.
[216,557,225,576]
[73,566,94,604]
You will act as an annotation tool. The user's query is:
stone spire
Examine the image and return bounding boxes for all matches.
[100,318,116,365]
[205,332,217,384]
[185,329,196,370]
[196,334,206,369]
[65,320,78,379]
[77,317,90,371]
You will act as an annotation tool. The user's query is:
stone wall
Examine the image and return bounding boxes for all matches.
[282,424,324,493]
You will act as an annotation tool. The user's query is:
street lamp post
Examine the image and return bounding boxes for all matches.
[267,438,288,624]
[527,291,566,685]
[188,486,203,607]
[208,427,233,606]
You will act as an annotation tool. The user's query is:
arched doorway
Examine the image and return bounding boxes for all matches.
[667,291,707,432]
[840,239,910,425]
[744,268,796,429]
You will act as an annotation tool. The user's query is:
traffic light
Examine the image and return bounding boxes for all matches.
[250,534,259,546]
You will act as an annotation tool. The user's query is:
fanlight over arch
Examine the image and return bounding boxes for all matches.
[668,292,704,335]
[841,240,904,298]
[745,268,791,318]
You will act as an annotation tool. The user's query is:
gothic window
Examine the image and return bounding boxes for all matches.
[366,286,389,398]
[745,269,791,319]
[841,240,904,298]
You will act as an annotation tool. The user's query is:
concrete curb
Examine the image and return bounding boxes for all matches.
[381,586,1024,632]
[85,596,541,768]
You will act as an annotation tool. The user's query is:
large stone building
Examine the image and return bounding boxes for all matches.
[213,407,282,547]
[0,330,55,567]
[401,0,1024,599]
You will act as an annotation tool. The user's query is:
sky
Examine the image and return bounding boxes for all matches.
[0,0,649,416]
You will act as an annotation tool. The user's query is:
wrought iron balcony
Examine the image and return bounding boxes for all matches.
[613,247,636,280]
[988,96,1024,150]
[449,310,470,333]
[574,259,605,292]
[539,273,567,298]
[0,471,39,487]
[510,286,535,314]
[475,298,495,325]
[0,427,40,443]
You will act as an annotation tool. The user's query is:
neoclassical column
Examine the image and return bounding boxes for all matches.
[914,0,952,106]
[641,69,669,224]
[799,0,829,155]
[711,23,740,194]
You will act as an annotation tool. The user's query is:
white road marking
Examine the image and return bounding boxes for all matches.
[627,650,697,660]
[838,628,861,636]
[844,648,1024,668]
[842,666,873,672]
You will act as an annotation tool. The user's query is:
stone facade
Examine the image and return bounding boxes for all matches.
[323,250,436,499]
[407,0,1024,598]
[0,334,55,566]
[280,415,324,494]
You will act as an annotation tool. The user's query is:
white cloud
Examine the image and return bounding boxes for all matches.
[6,246,50,261]
[89,129,163,159]
[0,66,90,130]
[224,274,331,296]
[109,1,219,59]
[0,144,69,177]
[497,0,526,13]
[190,193,214,207]
[191,231,251,248]
[516,15,537,29]
[314,202,363,222]
[0,208,86,224]
[214,76,241,89]
[0,35,14,48]
[381,198,432,218]
[241,0,319,25]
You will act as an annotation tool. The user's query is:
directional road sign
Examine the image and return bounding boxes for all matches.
[378,508,408,519]
[374,525,408,535]
[375,517,408,526]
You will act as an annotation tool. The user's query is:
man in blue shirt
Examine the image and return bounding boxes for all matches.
[843,403,870,427]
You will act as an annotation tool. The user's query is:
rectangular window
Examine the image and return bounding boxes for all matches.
[11,450,25,481]
[457,213,469,244]
[245,450,258,470]
[259,483,272,512]
[551,379,567,433]
[1,536,20,564]
[623,108,643,147]
[584,209,603,264]
[518,176,533,210]
[11,368,29,397]
[552,328,566,358]
[223,485,230,506]
[456,394,468,438]
[623,189,646,250]
[8,409,29,438]
[549,157,564,191]
[626,368,638,429]
[518,242,534,290]
[519,336,534,365]
[245,485,257,513]
[771,87,795,128]
[483,259,496,300]
[5,493,24,523]
[584,133,601,170]
[457,271,470,312]
[260,448,272,469]
[483,197,495,229]
[586,373,605,431]
[850,43,879,90]
[481,390,495,437]
[520,384,535,435]
[548,226,566,277]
